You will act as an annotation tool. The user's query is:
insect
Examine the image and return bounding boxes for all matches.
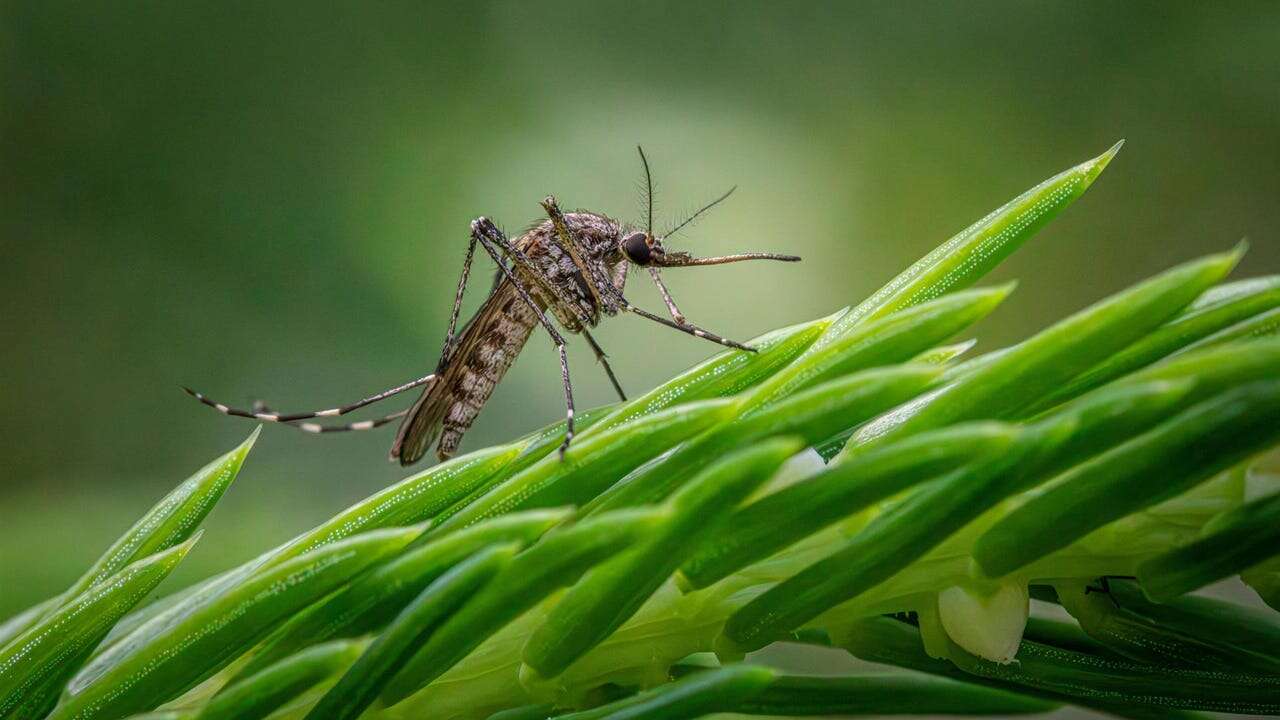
[186,148,800,465]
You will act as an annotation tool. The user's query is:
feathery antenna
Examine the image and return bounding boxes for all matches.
[637,145,655,236]
[663,185,737,240]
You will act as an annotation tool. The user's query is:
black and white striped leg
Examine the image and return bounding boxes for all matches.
[582,328,627,402]
[295,408,410,434]
[183,373,436,424]
[249,400,409,434]
[472,217,576,458]
[623,303,757,353]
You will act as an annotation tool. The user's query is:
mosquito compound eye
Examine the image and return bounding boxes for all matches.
[622,232,652,264]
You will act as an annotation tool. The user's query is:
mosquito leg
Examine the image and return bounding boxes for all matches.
[183,373,435,423]
[439,233,479,367]
[472,217,577,457]
[247,399,407,434]
[295,408,409,434]
[610,257,629,296]
[582,328,627,401]
[623,303,757,353]
[554,343,575,457]
[645,266,686,324]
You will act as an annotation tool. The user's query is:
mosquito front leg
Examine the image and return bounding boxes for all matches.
[646,266,686,324]
[623,302,756,353]
[471,217,578,457]
[183,373,435,424]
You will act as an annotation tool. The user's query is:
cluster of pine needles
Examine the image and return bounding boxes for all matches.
[5,142,1280,720]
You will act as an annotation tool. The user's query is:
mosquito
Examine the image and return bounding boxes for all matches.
[186,148,800,465]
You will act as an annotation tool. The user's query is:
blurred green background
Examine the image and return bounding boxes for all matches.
[2,2,1278,616]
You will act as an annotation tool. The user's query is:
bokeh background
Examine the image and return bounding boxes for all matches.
[2,2,1278,622]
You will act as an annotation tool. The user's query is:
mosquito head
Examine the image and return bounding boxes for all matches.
[618,229,798,268]
[625,146,801,270]
[620,230,661,265]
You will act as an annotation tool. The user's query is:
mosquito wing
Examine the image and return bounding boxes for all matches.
[389,279,537,465]
[387,376,446,466]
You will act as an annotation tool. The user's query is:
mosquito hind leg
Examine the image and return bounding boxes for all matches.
[184,373,435,424]
[248,399,408,434]
[582,328,626,401]
[472,217,577,457]
[295,408,410,434]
